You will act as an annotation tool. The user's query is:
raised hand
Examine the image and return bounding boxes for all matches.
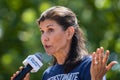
[90,47,118,80]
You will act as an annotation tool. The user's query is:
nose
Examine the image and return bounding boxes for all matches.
[41,33,49,43]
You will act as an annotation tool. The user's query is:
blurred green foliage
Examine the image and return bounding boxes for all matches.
[0,0,120,80]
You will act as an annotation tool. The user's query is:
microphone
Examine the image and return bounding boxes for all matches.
[13,53,43,80]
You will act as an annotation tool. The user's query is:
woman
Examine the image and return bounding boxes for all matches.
[11,6,117,80]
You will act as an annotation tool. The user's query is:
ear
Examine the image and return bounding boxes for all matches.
[65,26,75,40]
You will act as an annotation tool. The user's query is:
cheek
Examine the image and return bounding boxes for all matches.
[40,35,44,44]
[52,34,67,49]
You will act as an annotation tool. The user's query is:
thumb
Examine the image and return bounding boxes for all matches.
[24,73,30,80]
[106,61,118,71]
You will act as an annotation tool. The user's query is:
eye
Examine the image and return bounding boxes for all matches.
[48,28,54,33]
[40,30,44,34]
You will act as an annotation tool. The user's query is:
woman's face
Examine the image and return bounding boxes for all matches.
[39,19,71,55]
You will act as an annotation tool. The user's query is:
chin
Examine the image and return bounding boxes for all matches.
[46,51,54,56]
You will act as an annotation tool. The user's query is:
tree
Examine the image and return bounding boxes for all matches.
[0,0,119,80]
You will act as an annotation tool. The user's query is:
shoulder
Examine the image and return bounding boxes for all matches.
[42,66,53,80]
[80,55,92,66]
[71,55,92,72]
[43,65,53,75]
[42,64,63,80]
[77,55,92,80]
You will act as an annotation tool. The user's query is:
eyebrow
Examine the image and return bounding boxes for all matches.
[46,24,54,28]
[40,24,54,30]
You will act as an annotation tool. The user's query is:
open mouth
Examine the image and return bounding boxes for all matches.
[44,45,51,49]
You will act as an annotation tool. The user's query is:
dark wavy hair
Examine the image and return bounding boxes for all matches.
[37,6,88,73]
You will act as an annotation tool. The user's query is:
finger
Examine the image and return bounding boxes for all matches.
[92,52,96,65]
[13,71,19,77]
[100,47,104,59]
[11,66,23,80]
[106,61,118,71]
[11,71,19,80]
[11,76,14,80]
[16,71,19,74]
[13,73,16,77]
[19,66,24,70]
[98,48,103,64]
[26,73,30,78]
[103,50,109,64]
[24,73,30,80]
[100,47,104,54]
[96,48,100,62]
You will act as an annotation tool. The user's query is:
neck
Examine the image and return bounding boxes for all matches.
[53,42,71,65]
[53,52,68,65]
